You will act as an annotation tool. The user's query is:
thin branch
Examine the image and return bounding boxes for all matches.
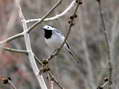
[49,76,54,89]
[0,32,23,44]
[78,2,96,89]
[26,0,76,23]
[1,46,43,65]
[97,81,109,89]
[8,80,17,89]
[1,47,28,54]
[0,76,17,89]
[48,71,64,89]
[96,0,112,88]
[34,54,43,65]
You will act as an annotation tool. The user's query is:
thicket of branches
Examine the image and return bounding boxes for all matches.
[0,0,119,89]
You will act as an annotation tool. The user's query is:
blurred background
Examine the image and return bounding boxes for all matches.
[0,0,119,89]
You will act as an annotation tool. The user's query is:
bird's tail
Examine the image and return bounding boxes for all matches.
[65,42,80,64]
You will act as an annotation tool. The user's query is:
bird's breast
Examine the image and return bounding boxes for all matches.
[45,34,64,50]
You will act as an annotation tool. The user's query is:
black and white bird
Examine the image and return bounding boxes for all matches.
[42,25,79,63]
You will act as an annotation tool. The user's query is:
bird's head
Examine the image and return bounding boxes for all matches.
[42,25,55,31]
[42,25,55,39]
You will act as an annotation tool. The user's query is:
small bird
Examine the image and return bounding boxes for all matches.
[42,25,79,63]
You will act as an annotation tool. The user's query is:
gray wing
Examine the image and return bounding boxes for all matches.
[54,28,64,36]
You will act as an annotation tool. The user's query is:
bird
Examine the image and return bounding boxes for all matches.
[42,25,80,63]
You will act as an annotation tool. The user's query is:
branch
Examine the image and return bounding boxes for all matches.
[96,0,112,88]
[0,76,17,89]
[1,47,28,54]
[26,0,76,23]
[15,0,48,89]
[48,71,64,89]
[97,79,109,89]
[0,32,23,44]
[8,80,17,89]
[1,46,43,65]
[79,5,96,89]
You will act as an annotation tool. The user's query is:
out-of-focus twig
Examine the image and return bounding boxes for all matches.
[48,75,54,89]
[0,76,17,89]
[8,80,17,89]
[97,78,109,89]
[48,71,64,89]
[1,46,43,65]
[50,80,54,89]
[26,0,76,23]
[78,1,96,89]
[96,0,112,88]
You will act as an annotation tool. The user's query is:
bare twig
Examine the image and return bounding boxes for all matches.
[48,71,64,89]
[48,75,54,89]
[0,76,17,89]
[26,0,76,23]
[1,46,43,65]
[8,80,17,89]
[78,2,96,89]
[34,54,43,65]
[0,32,23,44]
[96,0,112,88]
[97,81,109,89]
[1,47,28,54]
[0,0,62,45]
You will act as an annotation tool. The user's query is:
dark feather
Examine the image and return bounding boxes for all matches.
[44,29,52,39]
